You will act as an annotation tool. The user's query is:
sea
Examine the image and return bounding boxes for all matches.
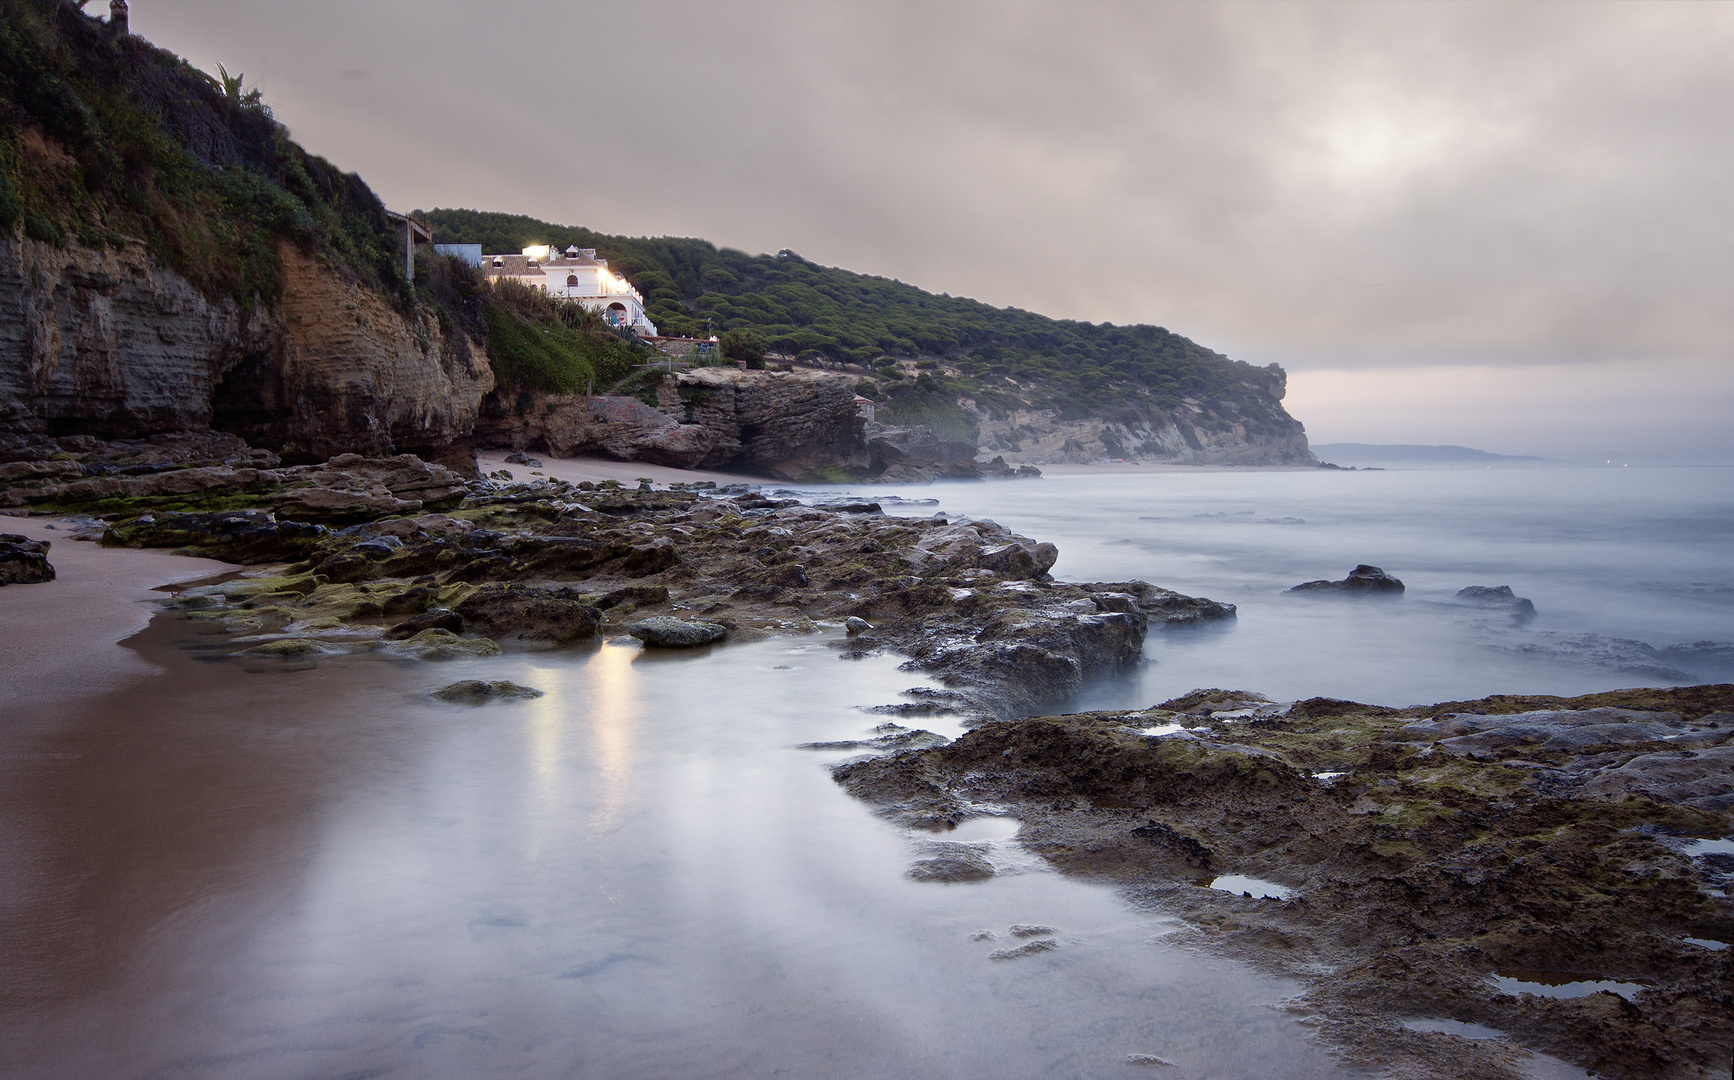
[2,465,1726,1079]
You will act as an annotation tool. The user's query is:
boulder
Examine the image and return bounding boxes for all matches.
[0,533,53,585]
[1288,565,1404,595]
[454,584,603,643]
[627,615,727,648]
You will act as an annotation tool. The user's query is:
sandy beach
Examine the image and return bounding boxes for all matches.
[0,516,230,717]
[475,451,765,488]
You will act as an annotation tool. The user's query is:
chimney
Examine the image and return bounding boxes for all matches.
[109,0,129,35]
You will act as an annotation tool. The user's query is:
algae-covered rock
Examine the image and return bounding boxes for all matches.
[384,628,502,660]
[906,844,994,883]
[386,609,464,640]
[627,616,727,648]
[430,680,545,703]
[102,510,327,564]
[0,534,54,585]
[454,584,602,643]
[239,638,343,657]
[833,683,1734,1080]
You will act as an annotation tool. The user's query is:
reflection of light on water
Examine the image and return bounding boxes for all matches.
[588,642,640,831]
[524,671,565,786]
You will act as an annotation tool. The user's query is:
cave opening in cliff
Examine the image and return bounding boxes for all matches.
[210,352,290,455]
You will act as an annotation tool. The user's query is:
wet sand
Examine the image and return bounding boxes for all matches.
[0,515,229,717]
[475,452,762,488]
[0,613,1352,1080]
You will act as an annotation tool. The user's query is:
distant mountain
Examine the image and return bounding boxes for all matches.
[1312,443,1546,467]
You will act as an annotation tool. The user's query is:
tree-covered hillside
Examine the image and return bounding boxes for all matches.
[423,208,1300,444]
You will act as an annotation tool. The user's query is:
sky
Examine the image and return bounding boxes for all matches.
[131,1,1733,463]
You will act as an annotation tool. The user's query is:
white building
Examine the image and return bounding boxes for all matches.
[482,245,657,335]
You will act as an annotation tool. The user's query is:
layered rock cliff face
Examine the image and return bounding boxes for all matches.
[965,367,1314,466]
[973,404,1314,465]
[216,246,493,465]
[0,234,493,466]
[476,367,867,481]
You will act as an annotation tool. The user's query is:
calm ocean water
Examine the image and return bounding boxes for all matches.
[7,465,1720,1078]
[831,465,1734,708]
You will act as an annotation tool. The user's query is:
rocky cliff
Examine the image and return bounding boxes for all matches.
[1,0,492,470]
[476,367,866,481]
[972,401,1314,466]
[0,233,493,466]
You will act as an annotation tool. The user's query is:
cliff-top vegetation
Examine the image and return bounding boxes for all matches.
[424,208,1301,443]
[0,0,402,306]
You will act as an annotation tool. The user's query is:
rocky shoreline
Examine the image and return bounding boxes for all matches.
[833,686,1733,1080]
[0,435,1231,719]
[4,436,1728,1079]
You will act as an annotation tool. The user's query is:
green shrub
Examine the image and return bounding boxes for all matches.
[720,328,767,369]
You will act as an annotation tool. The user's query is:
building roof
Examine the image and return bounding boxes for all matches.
[483,254,537,277]
[541,250,606,269]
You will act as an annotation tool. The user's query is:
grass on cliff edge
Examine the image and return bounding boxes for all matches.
[0,0,402,307]
[481,279,646,397]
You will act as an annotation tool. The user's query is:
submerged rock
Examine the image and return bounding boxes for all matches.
[0,533,54,585]
[906,844,994,883]
[1658,640,1734,677]
[1454,584,1537,619]
[1288,564,1404,595]
[384,628,502,660]
[627,616,727,648]
[239,638,343,657]
[988,939,1058,960]
[430,679,545,703]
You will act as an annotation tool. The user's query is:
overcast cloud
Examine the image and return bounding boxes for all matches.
[133,1,1734,462]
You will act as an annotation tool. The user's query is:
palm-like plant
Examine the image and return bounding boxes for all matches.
[213,63,267,112]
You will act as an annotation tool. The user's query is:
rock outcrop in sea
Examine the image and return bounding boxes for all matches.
[831,684,1734,1079]
[1287,564,1405,594]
